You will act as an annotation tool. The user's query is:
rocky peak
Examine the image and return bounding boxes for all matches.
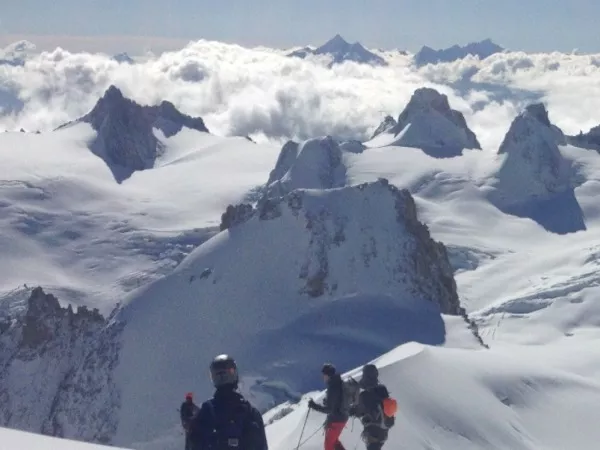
[523,103,551,128]
[220,178,461,314]
[378,88,480,154]
[414,39,504,67]
[371,115,398,139]
[146,100,209,137]
[77,86,208,181]
[113,52,135,64]
[265,136,346,198]
[568,124,600,151]
[317,34,349,53]
[20,287,104,349]
[289,34,387,67]
[495,103,572,200]
[81,86,159,178]
[0,287,121,442]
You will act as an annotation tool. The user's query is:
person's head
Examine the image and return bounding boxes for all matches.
[361,364,379,389]
[321,363,336,383]
[185,392,193,403]
[210,354,239,389]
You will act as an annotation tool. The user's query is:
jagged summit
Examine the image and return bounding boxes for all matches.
[371,115,397,139]
[149,100,209,137]
[288,35,387,67]
[80,86,161,181]
[0,287,119,443]
[112,52,135,64]
[491,103,583,233]
[367,88,481,157]
[73,85,208,182]
[264,136,346,199]
[496,103,570,195]
[415,39,504,67]
[317,34,349,54]
[568,124,600,151]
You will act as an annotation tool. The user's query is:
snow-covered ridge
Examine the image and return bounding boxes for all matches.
[267,341,600,450]
[287,34,387,67]
[366,87,481,156]
[222,178,461,312]
[109,178,476,447]
[0,287,122,443]
[0,426,131,450]
[414,38,504,66]
[568,124,600,151]
[264,136,347,198]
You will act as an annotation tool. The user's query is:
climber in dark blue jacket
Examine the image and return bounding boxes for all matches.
[188,354,268,450]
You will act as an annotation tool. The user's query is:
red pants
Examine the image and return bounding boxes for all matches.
[324,421,347,450]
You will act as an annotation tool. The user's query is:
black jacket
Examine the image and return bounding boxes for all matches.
[351,384,390,442]
[188,387,268,450]
[311,374,349,423]
[180,400,200,427]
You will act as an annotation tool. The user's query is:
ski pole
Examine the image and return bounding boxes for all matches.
[296,407,310,450]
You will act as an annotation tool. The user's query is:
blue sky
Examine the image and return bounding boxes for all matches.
[2,0,599,54]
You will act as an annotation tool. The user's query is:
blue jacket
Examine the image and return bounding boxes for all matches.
[188,387,268,450]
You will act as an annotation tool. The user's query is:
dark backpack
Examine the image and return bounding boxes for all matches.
[362,386,396,431]
[341,377,361,416]
[205,397,263,450]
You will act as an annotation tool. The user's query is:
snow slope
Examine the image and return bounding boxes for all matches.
[267,340,600,450]
[0,115,280,313]
[0,426,131,450]
[5,89,600,450]
[110,179,475,447]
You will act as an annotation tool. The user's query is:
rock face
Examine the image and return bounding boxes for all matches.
[112,53,135,64]
[75,86,208,181]
[490,103,584,234]
[81,86,160,174]
[415,39,504,67]
[220,179,461,315]
[265,136,347,198]
[147,100,209,138]
[568,125,600,151]
[0,287,122,444]
[371,115,398,139]
[369,88,480,156]
[288,34,388,67]
[495,103,571,200]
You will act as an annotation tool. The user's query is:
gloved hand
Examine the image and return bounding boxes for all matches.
[308,399,317,410]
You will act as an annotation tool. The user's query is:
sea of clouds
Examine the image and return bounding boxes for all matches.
[1,39,600,150]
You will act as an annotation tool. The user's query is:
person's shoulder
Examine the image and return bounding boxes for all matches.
[376,384,390,397]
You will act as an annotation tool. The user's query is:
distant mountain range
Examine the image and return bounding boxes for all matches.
[287,34,388,67]
[414,39,505,66]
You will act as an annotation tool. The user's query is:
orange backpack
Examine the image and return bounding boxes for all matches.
[382,397,398,417]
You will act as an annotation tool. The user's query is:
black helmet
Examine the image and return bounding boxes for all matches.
[321,363,336,377]
[210,354,239,388]
[361,364,379,388]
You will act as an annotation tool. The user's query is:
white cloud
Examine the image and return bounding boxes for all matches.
[1,40,600,151]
